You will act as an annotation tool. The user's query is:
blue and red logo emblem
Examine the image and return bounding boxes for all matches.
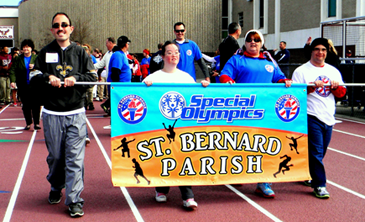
[275,94,300,122]
[118,95,147,124]
[315,75,331,97]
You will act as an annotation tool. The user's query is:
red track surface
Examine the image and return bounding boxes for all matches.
[1,102,364,222]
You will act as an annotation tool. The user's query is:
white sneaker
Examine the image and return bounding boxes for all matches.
[155,192,167,202]
[85,138,91,146]
[95,97,100,101]
[103,125,111,130]
[183,198,198,209]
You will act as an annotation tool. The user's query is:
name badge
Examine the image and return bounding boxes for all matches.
[46,53,59,63]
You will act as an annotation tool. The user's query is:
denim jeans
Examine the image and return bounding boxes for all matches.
[307,115,333,188]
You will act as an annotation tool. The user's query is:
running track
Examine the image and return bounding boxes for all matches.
[1,102,364,222]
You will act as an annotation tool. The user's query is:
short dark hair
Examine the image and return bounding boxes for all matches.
[21,39,35,50]
[174,22,185,30]
[107,37,115,44]
[280,41,287,45]
[161,41,180,56]
[228,22,240,34]
[52,12,72,26]
[158,42,163,50]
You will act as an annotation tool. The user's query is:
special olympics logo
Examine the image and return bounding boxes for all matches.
[159,92,186,119]
[118,95,147,124]
[275,94,300,122]
[315,75,331,97]
[265,64,274,73]
[186,50,192,56]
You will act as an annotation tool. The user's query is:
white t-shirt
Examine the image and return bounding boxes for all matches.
[292,61,344,126]
[143,69,195,83]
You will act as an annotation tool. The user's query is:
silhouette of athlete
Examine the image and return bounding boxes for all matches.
[114,138,135,158]
[286,135,303,154]
[132,158,150,185]
[162,119,177,144]
[273,155,294,178]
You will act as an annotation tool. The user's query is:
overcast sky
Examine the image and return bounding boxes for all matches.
[0,0,20,6]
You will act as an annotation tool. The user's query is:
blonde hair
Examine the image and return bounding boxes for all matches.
[327,39,338,55]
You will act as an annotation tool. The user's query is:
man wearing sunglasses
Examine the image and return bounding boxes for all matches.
[33,12,97,218]
[172,22,210,82]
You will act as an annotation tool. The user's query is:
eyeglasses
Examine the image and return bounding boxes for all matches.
[165,51,180,56]
[313,48,327,52]
[52,22,70,29]
[246,39,261,43]
[175,29,185,33]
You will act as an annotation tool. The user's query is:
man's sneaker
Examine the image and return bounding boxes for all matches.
[85,138,91,146]
[95,97,100,101]
[303,180,312,187]
[155,191,167,202]
[314,187,330,199]
[69,202,84,217]
[183,198,198,209]
[48,191,62,204]
[13,102,17,107]
[89,104,95,110]
[255,183,275,198]
[103,125,111,130]
[100,103,108,113]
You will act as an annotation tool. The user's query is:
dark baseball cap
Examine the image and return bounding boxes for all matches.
[117,36,131,47]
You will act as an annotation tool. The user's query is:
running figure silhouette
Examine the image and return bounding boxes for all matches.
[132,158,150,185]
[114,138,135,158]
[162,119,177,144]
[286,135,303,154]
[273,155,294,178]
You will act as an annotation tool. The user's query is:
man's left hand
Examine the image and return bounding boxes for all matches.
[64,76,76,87]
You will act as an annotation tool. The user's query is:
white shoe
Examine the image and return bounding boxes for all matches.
[103,125,111,130]
[85,138,91,146]
[155,192,167,202]
[95,97,100,101]
[183,198,198,209]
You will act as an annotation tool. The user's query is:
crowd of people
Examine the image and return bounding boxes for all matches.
[0,12,347,217]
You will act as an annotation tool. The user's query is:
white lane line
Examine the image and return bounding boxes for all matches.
[86,118,144,222]
[225,185,282,222]
[328,147,365,162]
[333,129,365,139]
[3,130,37,222]
[327,180,365,200]
[0,118,25,121]
[335,117,365,125]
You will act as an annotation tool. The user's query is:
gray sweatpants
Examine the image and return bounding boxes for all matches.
[43,112,86,206]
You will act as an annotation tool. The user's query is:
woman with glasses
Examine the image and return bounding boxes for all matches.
[143,41,209,210]
[220,30,292,199]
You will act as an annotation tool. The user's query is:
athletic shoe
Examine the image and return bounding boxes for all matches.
[303,180,312,187]
[100,103,108,113]
[48,191,62,204]
[103,125,111,130]
[89,104,95,110]
[69,203,84,217]
[85,138,91,145]
[314,187,330,199]
[13,103,17,107]
[95,97,100,101]
[183,198,198,209]
[255,183,275,198]
[155,191,167,202]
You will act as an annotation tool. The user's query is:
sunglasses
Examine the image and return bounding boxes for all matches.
[52,22,70,29]
[246,39,261,43]
[175,29,185,33]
